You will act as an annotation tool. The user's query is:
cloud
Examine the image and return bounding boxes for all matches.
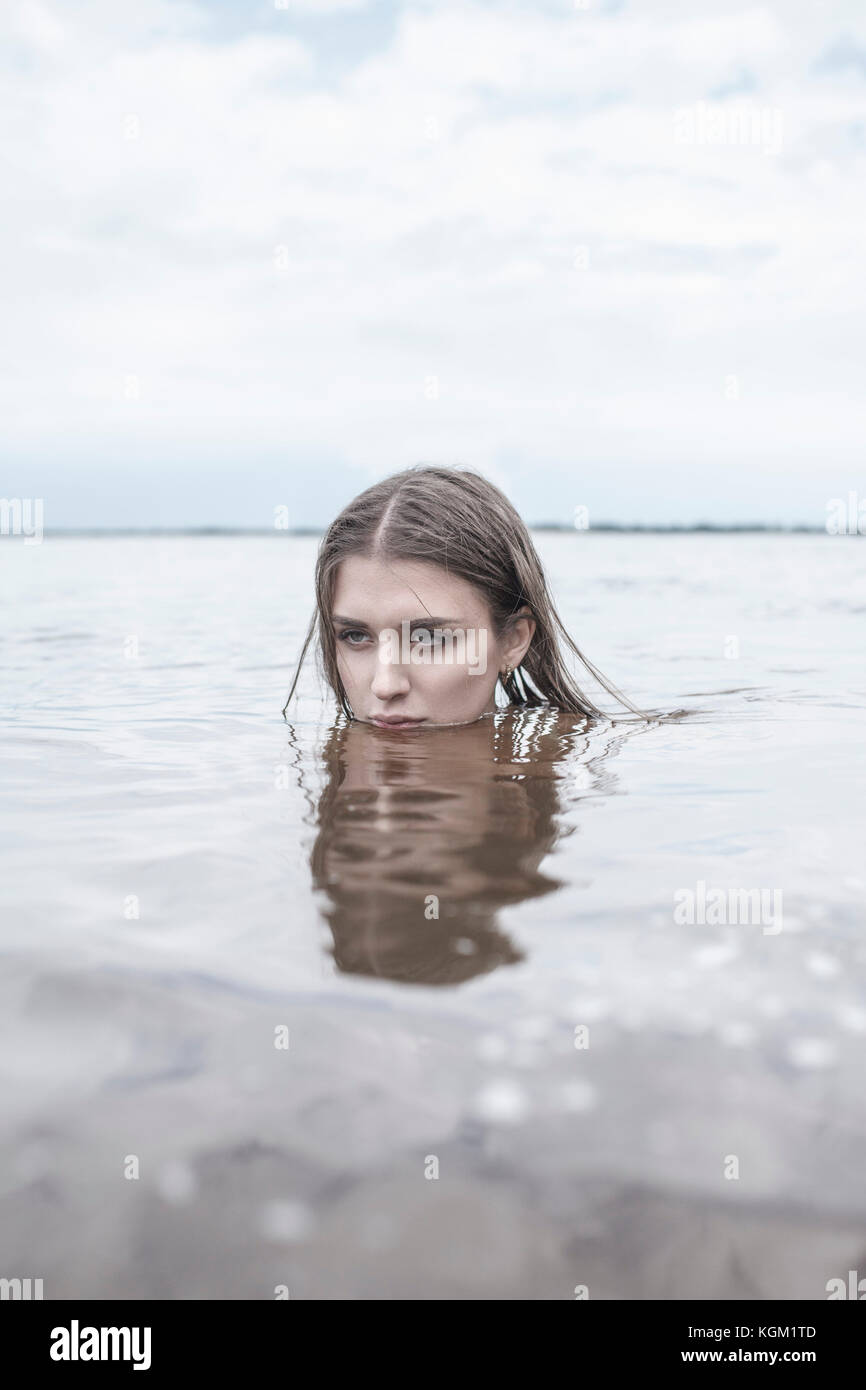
[4,0,866,525]
[277,0,373,10]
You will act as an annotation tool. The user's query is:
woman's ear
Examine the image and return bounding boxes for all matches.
[501,608,536,669]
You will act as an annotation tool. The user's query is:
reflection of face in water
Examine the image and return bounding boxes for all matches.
[309,707,616,986]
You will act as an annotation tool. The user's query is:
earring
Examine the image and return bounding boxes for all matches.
[502,665,512,682]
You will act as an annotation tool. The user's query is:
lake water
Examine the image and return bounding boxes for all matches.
[1,533,864,1299]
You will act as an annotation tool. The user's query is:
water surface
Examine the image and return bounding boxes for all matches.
[1,533,864,1298]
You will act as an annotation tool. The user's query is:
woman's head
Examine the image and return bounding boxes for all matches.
[285,465,643,725]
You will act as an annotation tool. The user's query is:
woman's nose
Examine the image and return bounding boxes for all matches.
[370,643,411,700]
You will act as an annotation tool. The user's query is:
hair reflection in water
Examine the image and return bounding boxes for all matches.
[307,706,629,987]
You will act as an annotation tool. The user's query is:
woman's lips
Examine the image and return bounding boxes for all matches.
[370,715,426,728]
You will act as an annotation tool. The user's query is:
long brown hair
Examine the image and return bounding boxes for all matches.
[283,465,647,720]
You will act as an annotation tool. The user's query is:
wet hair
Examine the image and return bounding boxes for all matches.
[283,464,646,720]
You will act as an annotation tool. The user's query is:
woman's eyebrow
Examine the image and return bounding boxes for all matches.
[331,615,466,627]
[408,617,465,628]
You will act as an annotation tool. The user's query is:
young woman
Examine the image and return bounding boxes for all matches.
[283,464,645,726]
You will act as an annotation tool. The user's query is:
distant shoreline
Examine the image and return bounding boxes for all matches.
[28,523,848,537]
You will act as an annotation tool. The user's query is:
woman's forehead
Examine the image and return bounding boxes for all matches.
[332,554,490,621]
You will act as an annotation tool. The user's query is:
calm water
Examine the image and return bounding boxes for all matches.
[1,533,865,1299]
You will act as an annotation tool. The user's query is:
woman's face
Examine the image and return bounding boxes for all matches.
[330,554,533,728]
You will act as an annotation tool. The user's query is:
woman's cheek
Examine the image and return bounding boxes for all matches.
[336,649,358,689]
[425,663,496,718]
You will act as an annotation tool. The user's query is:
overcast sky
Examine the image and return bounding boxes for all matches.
[3,0,865,527]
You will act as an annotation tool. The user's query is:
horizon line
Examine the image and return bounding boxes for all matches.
[18,522,849,537]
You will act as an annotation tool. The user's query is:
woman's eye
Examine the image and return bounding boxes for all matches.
[338,629,369,646]
[415,630,458,648]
